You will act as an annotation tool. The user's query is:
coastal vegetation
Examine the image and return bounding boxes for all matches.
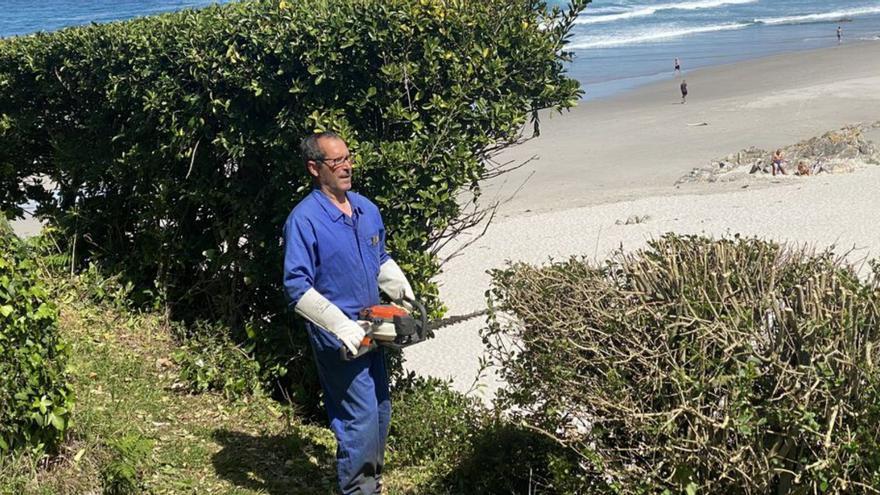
[0,221,73,455]
[486,234,880,494]
[6,231,880,493]
[0,0,585,408]
[0,232,574,493]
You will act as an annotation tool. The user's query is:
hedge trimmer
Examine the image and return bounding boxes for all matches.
[340,297,487,360]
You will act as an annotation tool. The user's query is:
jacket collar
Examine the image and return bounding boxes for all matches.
[311,188,363,222]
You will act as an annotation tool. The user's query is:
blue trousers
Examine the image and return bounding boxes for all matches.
[313,346,391,495]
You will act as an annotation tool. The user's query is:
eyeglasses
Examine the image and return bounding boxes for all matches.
[319,154,355,169]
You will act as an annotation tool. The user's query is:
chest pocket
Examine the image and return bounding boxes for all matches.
[362,230,382,277]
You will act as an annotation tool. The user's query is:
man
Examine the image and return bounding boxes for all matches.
[771,149,787,176]
[680,79,688,104]
[282,131,416,494]
[674,57,681,74]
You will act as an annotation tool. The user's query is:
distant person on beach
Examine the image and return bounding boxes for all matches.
[771,149,787,176]
[680,80,688,104]
[837,25,842,43]
[674,57,682,74]
[796,160,810,176]
[797,159,828,176]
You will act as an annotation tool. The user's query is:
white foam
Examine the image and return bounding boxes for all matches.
[582,5,630,15]
[575,0,757,25]
[754,6,880,26]
[569,22,751,49]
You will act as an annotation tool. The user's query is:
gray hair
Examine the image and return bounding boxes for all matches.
[299,131,343,164]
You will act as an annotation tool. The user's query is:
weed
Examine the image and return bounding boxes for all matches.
[101,433,153,495]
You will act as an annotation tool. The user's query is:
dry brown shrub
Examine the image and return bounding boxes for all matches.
[485,234,880,494]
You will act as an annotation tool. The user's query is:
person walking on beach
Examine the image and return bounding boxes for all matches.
[680,79,688,104]
[674,57,682,74]
[283,131,416,495]
[837,25,842,44]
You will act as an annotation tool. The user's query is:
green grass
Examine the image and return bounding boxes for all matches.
[0,266,538,494]
[0,281,352,494]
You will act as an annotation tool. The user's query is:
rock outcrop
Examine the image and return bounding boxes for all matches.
[677,122,880,185]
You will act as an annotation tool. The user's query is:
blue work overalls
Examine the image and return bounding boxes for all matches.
[282,189,391,495]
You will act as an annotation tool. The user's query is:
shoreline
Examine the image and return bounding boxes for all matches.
[579,37,880,103]
[483,39,880,219]
[12,41,880,238]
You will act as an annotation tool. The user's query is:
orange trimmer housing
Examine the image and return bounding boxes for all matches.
[356,304,412,347]
[341,298,429,361]
[360,304,409,321]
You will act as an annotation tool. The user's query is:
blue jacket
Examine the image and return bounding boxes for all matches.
[282,188,389,351]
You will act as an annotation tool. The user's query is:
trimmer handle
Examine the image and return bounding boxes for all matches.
[339,323,378,361]
[400,295,430,340]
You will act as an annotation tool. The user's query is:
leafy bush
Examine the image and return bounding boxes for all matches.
[0,218,74,454]
[172,321,263,399]
[387,377,594,494]
[444,421,590,495]
[388,377,485,468]
[0,0,585,400]
[101,432,154,495]
[486,234,880,494]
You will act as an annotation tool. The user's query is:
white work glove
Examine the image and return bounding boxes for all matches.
[295,288,366,355]
[378,258,416,309]
[335,322,367,355]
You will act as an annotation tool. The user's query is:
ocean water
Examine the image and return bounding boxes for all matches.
[0,1,229,37]
[2,0,880,100]
[558,0,880,99]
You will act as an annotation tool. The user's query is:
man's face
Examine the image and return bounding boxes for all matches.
[307,137,353,196]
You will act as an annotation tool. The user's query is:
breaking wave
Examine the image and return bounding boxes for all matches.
[575,0,757,25]
[568,22,751,49]
[754,6,880,25]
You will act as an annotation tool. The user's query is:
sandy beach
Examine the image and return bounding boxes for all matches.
[404,40,880,401]
[484,41,880,216]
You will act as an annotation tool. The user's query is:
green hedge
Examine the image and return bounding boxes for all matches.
[388,377,485,468]
[0,219,73,453]
[387,377,589,494]
[0,0,584,394]
[486,235,880,494]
